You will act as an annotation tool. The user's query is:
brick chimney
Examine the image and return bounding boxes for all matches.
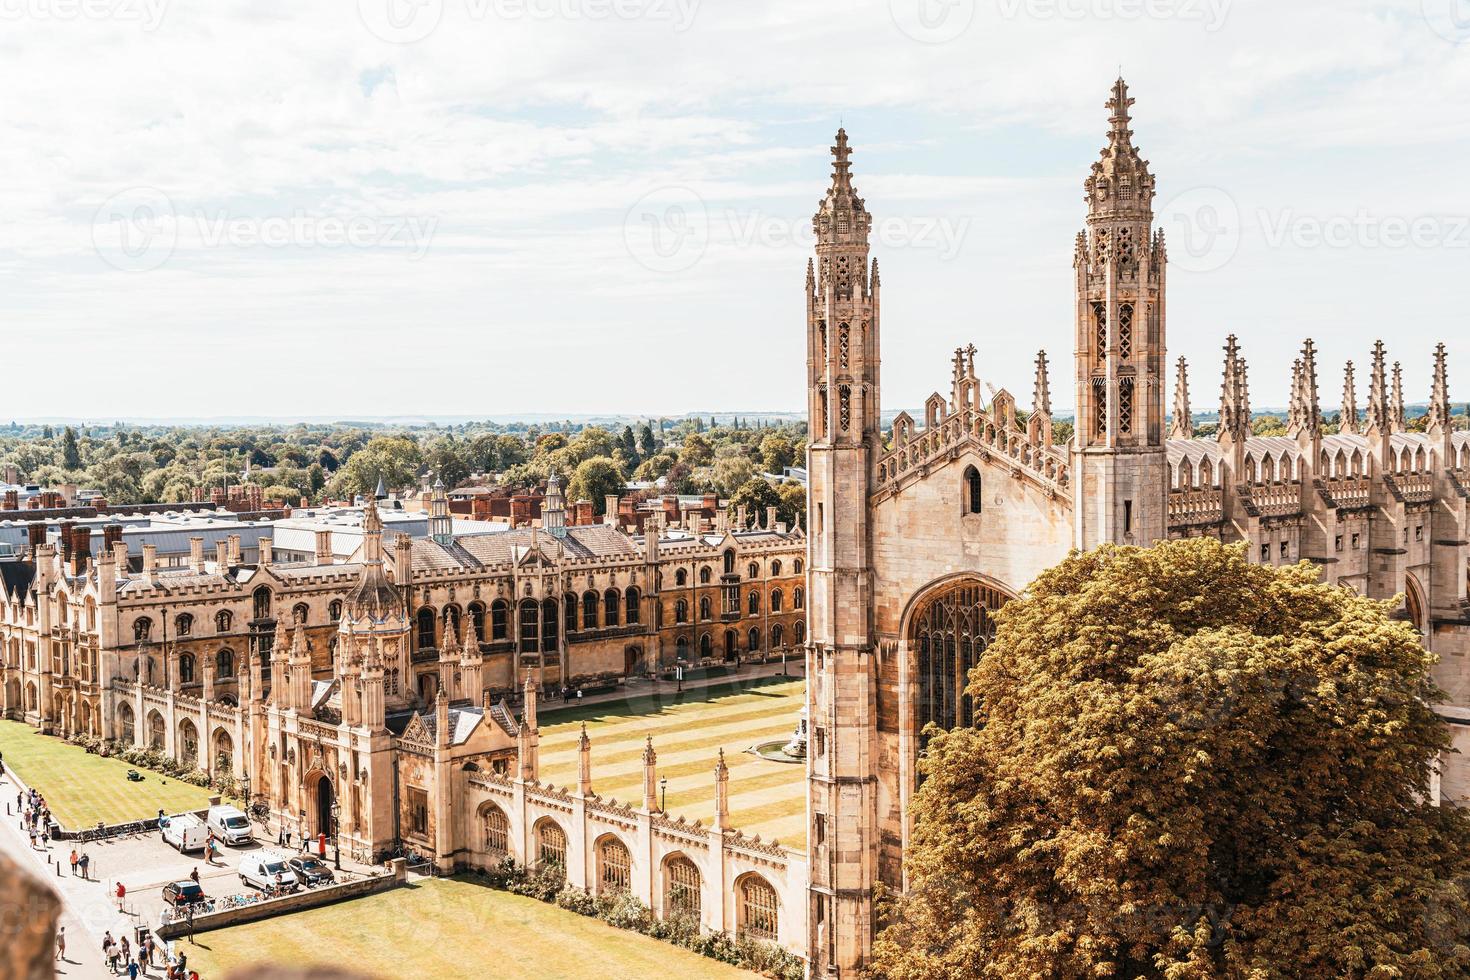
[189,536,205,574]
[2,490,17,510]
[314,529,333,566]
[215,540,229,570]
[103,524,123,552]
[70,526,91,575]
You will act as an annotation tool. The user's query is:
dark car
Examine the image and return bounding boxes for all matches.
[287,855,335,887]
[162,881,206,908]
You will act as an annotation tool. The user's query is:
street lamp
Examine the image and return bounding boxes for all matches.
[659,776,667,813]
[330,800,341,871]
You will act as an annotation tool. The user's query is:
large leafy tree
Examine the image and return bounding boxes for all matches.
[568,457,625,515]
[872,538,1470,980]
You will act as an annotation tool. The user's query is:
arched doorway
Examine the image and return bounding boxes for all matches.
[905,577,1010,753]
[308,771,335,841]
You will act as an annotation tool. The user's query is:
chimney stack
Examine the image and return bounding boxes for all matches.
[112,540,129,571]
[314,529,333,566]
[71,526,92,574]
[258,537,273,566]
[604,494,620,527]
[142,543,158,579]
[103,524,123,552]
[189,537,205,574]
[227,534,242,566]
[215,540,229,570]
[27,523,46,558]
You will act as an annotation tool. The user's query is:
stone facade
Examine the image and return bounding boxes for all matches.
[805,79,1470,975]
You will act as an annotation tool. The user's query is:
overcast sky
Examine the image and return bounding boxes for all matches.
[2,0,1467,420]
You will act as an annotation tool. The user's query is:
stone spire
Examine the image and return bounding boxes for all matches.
[1286,340,1322,439]
[1341,361,1360,434]
[458,611,482,706]
[1390,361,1407,433]
[543,471,567,538]
[813,128,872,256]
[1365,341,1390,434]
[641,735,659,813]
[289,621,312,711]
[1028,350,1053,446]
[713,749,730,833]
[434,686,449,750]
[1169,356,1193,439]
[1218,335,1251,442]
[1428,343,1453,433]
[577,723,592,797]
[1085,76,1156,221]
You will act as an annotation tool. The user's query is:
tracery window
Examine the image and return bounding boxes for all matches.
[491,599,508,640]
[1118,303,1134,360]
[482,804,509,855]
[537,821,567,875]
[911,581,1007,754]
[963,466,982,515]
[1092,302,1107,356]
[176,613,193,637]
[739,875,779,941]
[1094,379,1108,438]
[1119,378,1134,435]
[665,856,701,918]
[599,837,632,896]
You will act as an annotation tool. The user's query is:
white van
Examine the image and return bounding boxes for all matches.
[160,812,208,853]
[239,851,300,893]
[206,804,253,846]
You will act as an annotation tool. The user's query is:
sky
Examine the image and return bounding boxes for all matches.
[2,0,1467,421]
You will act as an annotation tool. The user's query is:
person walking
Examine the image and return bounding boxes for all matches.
[79,851,90,880]
[55,926,64,961]
[126,958,140,980]
[69,848,78,875]
[115,879,127,911]
[189,866,200,886]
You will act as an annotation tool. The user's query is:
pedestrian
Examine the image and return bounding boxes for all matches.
[55,926,64,961]
[70,848,78,875]
[116,879,127,911]
[120,934,131,963]
[79,851,90,879]
[189,866,200,886]
[277,822,285,847]
[127,958,140,980]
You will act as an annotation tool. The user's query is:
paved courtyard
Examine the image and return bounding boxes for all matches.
[538,675,808,849]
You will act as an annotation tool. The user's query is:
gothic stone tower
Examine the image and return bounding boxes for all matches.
[805,129,882,978]
[1073,78,1169,547]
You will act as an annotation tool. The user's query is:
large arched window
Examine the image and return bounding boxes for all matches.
[794,621,806,644]
[747,627,761,653]
[699,633,713,659]
[771,624,784,648]
[519,599,540,652]
[963,465,982,515]
[603,589,621,627]
[252,586,272,622]
[490,600,508,641]
[770,589,783,613]
[468,602,485,641]
[536,820,567,875]
[416,608,437,650]
[178,653,196,685]
[723,549,736,575]
[793,587,804,610]
[293,603,310,625]
[676,636,689,660]
[910,580,1009,751]
[598,836,632,896]
[215,610,232,633]
[133,617,153,642]
[793,558,803,575]
[216,649,235,678]
[664,855,701,919]
[738,874,779,942]
[176,613,193,637]
[699,596,711,621]
[747,591,760,615]
[625,587,641,625]
[442,604,462,637]
[699,566,712,585]
[771,559,782,577]
[329,600,343,622]
[481,804,509,855]
[542,599,558,651]
[747,561,760,579]
[564,594,577,634]
[675,568,688,587]
[582,591,599,629]
[674,599,689,624]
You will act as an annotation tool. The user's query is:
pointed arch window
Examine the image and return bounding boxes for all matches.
[1119,378,1135,435]
[1092,302,1107,357]
[963,466,982,515]
[911,581,1008,755]
[1118,303,1133,360]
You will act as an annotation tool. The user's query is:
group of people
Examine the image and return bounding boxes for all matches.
[19,784,54,849]
[98,928,199,979]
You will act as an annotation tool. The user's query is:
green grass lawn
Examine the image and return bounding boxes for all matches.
[0,719,213,828]
[538,676,808,850]
[186,877,756,979]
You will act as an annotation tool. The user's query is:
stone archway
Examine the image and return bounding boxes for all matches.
[213,728,234,772]
[306,769,335,841]
[117,702,136,744]
[146,709,166,751]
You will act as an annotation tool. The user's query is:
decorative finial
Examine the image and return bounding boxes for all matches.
[1170,356,1192,440]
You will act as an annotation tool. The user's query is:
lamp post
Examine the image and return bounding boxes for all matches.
[330,800,341,871]
[659,776,667,813]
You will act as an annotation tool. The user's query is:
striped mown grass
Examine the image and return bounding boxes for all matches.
[538,677,807,851]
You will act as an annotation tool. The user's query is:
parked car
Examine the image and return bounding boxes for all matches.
[287,855,335,887]
[160,813,208,853]
[238,851,299,893]
[162,881,206,908]
[205,804,254,846]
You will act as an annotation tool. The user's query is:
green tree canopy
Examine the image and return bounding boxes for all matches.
[729,477,780,527]
[873,538,1470,980]
[567,457,626,515]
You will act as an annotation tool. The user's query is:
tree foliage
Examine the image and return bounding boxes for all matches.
[872,538,1470,980]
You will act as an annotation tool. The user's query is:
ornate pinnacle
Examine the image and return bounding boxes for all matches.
[1300,339,1321,432]
[1107,76,1135,138]
[1390,361,1406,433]
[642,734,656,766]
[831,128,853,188]
[1429,343,1452,430]
[1170,356,1193,440]
[1219,335,1251,440]
[1033,350,1052,418]
[1341,361,1360,434]
[1365,341,1389,433]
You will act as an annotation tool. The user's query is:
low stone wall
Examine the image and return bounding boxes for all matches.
[156,859,407,939]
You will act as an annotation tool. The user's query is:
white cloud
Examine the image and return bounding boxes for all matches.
[0,0,1464,418]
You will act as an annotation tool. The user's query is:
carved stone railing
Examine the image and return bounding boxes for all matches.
[1167,488,1224,527]
[1239,482,1301,519]
[874,408,1069,503]
[1316,478,1371,511]
[1385,473,1434,504]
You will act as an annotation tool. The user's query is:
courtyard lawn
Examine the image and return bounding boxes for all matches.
[538,676,808,851]
[0,719,213,828]
[185,876,756,980]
